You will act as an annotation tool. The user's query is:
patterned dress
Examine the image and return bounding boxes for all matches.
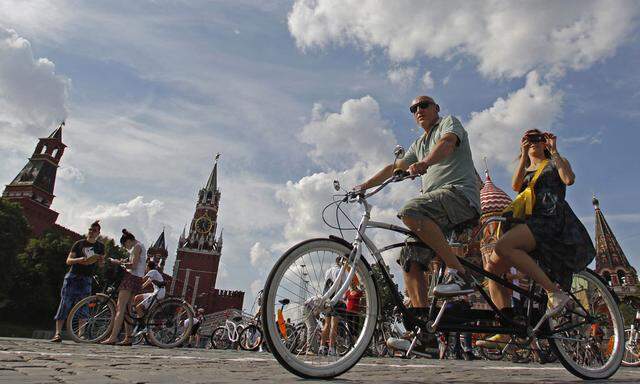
[506,160,595,289]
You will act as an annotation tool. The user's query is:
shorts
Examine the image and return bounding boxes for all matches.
[140,289,165,310]
[397,186,478,272]
[118,272,143,294]
[54,273,92,321]
[191,321,201,336]
[327,301,347,317]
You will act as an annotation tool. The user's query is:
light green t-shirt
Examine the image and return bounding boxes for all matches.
[402,115,481,214]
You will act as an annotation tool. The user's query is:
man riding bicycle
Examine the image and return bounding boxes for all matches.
[354,95,481,306]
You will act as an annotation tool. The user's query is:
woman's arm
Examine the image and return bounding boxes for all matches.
[512,137,531,192]
[545,133,575,185]
[121,244,141,268]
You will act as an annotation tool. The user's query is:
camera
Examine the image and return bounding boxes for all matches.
[526,133,546,143]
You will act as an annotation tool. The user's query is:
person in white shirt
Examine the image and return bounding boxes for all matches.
[319,257,348,356]
[132,259,166,317]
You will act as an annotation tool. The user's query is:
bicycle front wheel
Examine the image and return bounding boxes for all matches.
[622,328,640,367]
[66,294,115,343]
[210,326,231,349]
[548,269,624,379]
[145,298,194,348]
[262,238,379,379]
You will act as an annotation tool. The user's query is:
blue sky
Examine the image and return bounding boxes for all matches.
[1,1,639,311]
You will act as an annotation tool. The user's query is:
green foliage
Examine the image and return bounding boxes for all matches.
[370,263,399,319]
[0,199,30,307]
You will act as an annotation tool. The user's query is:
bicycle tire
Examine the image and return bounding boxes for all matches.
[262,238,379,379]
[479,346,504,361]
[145,297,194,348]
[621,328,640,367]
[65,294,115,343]
[210,326,231,349]
[549,269,624,380]
[239,324,263,351]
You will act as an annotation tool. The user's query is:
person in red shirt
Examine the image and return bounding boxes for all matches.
[345,280,363,331]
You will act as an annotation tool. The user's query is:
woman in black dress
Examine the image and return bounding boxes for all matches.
[491,129,595,317]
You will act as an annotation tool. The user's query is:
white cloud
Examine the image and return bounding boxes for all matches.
[422,71,434,90]
[249,242,272,267]
[288,0,639,79]
[0,27,69,151]
[58,165,84,184]
[387,66,417,89]
[466,71,563,170]
[298,95,396,170]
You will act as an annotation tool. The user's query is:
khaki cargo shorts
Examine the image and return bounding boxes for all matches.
[396,185,478,272]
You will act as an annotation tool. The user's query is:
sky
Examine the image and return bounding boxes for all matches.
[1,0,640,312]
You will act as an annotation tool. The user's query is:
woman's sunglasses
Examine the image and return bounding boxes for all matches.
[409,101,433,114]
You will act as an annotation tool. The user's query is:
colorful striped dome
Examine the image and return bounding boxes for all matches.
[480,170,512,216]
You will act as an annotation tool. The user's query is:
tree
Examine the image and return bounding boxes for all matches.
[0,199,30,308]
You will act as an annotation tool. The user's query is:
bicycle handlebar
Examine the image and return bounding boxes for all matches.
[345,170,418,202]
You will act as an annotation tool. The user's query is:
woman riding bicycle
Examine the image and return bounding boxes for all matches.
[101,229,147,346]
[132,259,165,318]
[481,129,595,346]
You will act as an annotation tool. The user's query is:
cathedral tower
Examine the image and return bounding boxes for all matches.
[593,195,638,297]
[148,229,168,272]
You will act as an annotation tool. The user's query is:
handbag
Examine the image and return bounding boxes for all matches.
[502,159,548,220]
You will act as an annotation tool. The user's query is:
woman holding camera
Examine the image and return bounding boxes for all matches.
[101,229,147,346]
[481,129,595,346]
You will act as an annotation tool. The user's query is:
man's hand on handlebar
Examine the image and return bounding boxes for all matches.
[407,161,428,176]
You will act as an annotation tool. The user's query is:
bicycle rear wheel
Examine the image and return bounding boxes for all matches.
[239,325,263,351]
[145,298,194,348]
[66,294,115,343]
[548,269,624,379]
[210,326,231,349]
[262,238,378,379]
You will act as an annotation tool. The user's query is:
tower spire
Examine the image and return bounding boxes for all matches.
[593,194,638,293]
[205,153,220,191]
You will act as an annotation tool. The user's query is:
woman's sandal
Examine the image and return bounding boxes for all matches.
[116,340,132,346]
[100,340,117,345]
[49,334,62,343]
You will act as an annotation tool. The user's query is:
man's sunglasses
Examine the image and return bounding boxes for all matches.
[409,101,433,114]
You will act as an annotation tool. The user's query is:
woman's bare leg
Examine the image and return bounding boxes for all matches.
[486,251,512,310]
[494,224,556,292]
[105,290,132,343]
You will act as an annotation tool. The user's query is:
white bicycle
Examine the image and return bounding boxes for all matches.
[209,314,245,350]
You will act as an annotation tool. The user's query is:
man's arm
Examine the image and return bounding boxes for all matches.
[408,133,458,175]
[354,159,409,190]
[66,242,86,265]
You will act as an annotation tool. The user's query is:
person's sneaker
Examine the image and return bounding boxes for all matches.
[318,346,328,356]
[546,291,571,318]
[327,347,337,356]
[386,337,412,351]
[433,270,475,297]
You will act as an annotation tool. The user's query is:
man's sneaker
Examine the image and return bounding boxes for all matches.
[327,347,337,356]
[318,346,328,356]
[433,270,475,297]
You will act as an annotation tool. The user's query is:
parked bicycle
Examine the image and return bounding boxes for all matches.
[261,147,624,380]
[622,299,640,367]
[209,312,245,349]
[66,267,194,348]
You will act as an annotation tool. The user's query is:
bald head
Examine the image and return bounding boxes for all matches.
[410,95,440,130]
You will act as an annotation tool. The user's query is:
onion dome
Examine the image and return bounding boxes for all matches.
[480,169,512,217]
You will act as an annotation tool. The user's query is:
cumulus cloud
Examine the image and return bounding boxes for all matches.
[288,0,639,79]
[80,196,169,246]
[422,71,434,90]
[466,71,563,169]
[57,165,85,184]
[387,66,417,89]
[0,27,69,149]
[298,95,396,170]
[249,242,272,267]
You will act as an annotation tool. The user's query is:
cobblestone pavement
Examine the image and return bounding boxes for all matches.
[0,337,638,383]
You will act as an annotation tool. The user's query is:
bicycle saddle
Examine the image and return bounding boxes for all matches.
[278,298,290,306]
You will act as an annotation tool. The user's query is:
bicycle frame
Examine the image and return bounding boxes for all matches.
[323,190,592,340]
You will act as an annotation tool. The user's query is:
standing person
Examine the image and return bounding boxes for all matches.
[186,308,205,347]
[319,257,347,356]
[51,221,105,342]
[482,129,595,344]
[101,229,146,346]
[354,95,481,307]
[344,280,363,332]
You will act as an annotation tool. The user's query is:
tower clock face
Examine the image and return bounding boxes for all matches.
[195,216,213,234]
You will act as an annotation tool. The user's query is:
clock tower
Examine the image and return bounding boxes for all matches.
[171,156,224,304]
